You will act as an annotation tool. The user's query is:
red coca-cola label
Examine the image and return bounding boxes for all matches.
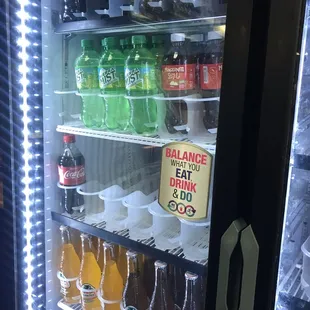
[162,64,196,91]
[58,165,86,186]
[200,63,223,90]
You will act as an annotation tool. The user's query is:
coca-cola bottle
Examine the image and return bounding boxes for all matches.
[58,134,86,214]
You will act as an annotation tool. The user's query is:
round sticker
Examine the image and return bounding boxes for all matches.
[168,200,177,212]
[177,203,186,215]
[185,205,196,217]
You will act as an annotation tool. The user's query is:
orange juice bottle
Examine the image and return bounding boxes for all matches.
[58,226,81,304]
[96,237,105,272]
[79,234,102,310]
[99,242,124,310]
[117,245,127,284]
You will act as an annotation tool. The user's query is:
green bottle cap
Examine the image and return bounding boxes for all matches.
[101,37,118,47]
[152,35,165,44]
[81,39,94,48]
[132,35,147,45]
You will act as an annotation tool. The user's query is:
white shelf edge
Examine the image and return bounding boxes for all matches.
[56,124,216,152]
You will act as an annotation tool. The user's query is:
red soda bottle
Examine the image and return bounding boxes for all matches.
[58,134,86,214]
[199,31,224,131]
[162,33,196,134]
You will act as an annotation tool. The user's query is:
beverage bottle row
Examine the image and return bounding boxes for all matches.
[62,0,215,23]
[74,32,223,136]
[58,226,204,309]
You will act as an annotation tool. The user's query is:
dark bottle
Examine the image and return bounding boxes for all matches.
[199,31,224,131]
[162,33,196,134]
[62,0,87,22]
[182,272,201,310]
[58,134,86,214]
[169,265,186,309]
[122,250,149,309]
[149,261,175,310]
[143,256,156,299]
[189,34,204,91]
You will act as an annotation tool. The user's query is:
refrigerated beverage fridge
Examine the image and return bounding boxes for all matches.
[0,0,272,309]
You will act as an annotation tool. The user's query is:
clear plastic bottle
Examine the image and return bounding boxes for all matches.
[99,242,123,310]
[199,31,224,131]
[149,261,175,310]
[162,33,196,134]
[75,39,105,129]
[79,234,102,310]
[58,134,85,214]
[58,226,80,304]
[122,250,149,309]
[99,37,130,132]
[125,35,158,135]
[182,272,201,310]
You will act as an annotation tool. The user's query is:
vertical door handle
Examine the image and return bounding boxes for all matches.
[216,218,247,310]
[239,225,259,310]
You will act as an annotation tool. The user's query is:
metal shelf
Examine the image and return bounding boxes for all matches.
[55,16,226,35]
[51,211,208,276]
[56,124,216,152]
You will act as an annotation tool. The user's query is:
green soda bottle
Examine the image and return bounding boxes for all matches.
[75,40,105,129]
[98,37,130,132]
[151,35,165,92]
[125,35,158,135]
[120,37,132,57]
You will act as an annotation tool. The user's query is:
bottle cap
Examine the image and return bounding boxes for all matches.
[171,33,186,42]
[208,31,223,40]
[132,35,147,45]
[154,260,167,269]
[102,37,118,47]
[63,134,75,143]
[185,271,199,281]
[81,39,94,48]
[190,34,204,42]
[126,250,138,258]
[152,35,165,44]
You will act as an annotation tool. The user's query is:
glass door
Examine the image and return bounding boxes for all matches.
[0,0,267,309]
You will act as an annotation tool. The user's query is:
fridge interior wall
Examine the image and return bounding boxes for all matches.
[40,0,221,308]
[276,2,310,307]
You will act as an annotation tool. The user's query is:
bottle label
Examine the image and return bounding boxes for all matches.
[99,66,125,89]
[200,63,223,90]
[57,271,79,298]
[80,283,97,303]
[162,64,196,91]
[125,66,156,91]
[75,67,99,90]
[58,165,86,186]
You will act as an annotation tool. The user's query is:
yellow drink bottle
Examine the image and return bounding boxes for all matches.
[58,225,80,304]
[99,242,124,310]
[79,234,102,310]
[96,237,105,272]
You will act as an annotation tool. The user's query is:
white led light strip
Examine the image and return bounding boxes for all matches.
[16,0,35,309]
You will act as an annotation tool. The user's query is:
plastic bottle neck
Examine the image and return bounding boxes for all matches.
[154,265,168,291]
[172,41,185,48]
[153,43,164,49]
[82,46,94,53]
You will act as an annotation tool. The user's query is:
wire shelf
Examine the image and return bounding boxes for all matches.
[56,124,216,151]
[51,211,208,275]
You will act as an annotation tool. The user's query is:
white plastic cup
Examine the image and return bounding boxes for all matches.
[148,200,180,250]
[179,218,210,261]
[98,185,129,232]
[76,181,104,224]
[122,190,158,240]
